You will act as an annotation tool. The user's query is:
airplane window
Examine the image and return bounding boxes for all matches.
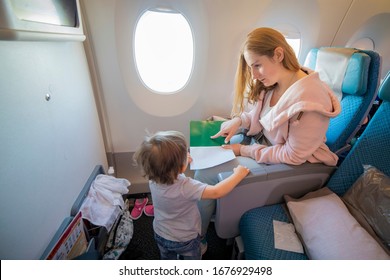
[275,25,301,57]
[286,38,301,57]
[134,9,194,94]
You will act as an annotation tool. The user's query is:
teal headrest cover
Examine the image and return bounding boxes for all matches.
[304,48,370,96]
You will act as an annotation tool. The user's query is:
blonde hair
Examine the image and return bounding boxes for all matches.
[133,131,188,185]
[232,27,301,116]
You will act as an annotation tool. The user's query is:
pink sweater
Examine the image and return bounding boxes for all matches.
[239,71,341,166]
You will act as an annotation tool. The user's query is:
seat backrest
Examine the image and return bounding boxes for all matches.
[304,47,381,155]
[326,71,390,196]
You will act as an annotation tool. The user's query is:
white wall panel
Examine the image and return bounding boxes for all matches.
[0,41,107,259]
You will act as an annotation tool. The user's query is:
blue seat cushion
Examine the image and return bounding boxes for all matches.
[239,204,308,260]
[327,101,390,196]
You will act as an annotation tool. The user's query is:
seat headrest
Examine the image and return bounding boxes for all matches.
[304,48,370,96]
[378,71,390,102]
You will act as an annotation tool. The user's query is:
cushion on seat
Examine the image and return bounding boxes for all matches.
[285,188,390,260]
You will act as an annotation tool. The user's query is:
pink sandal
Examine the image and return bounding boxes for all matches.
[130,197,148,220]
[143,204,154,217]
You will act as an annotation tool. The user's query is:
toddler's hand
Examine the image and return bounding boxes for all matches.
[233,165,250,178]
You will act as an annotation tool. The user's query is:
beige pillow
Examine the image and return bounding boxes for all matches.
[284,187,333,203]
[286,192,390,260]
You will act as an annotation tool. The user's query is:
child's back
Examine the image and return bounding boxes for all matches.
[133,130,249,259]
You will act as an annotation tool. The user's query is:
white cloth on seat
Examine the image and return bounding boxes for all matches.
[80,174,130,231]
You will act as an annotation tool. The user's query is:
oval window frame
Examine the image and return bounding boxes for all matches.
[134,8,194,94]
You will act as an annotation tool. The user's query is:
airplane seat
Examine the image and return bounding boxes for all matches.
[214,47,381,240]
[304,47,381,157]
[239,70,390,259]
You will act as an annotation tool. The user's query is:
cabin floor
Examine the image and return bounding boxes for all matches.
[120,205,234,260]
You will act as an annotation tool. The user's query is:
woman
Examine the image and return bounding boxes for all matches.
[195,27,341,250]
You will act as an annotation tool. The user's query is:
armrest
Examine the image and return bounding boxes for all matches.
[214,162,336,239]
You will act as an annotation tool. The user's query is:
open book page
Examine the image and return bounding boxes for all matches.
[190,146,236,170]
[189,120,236,170]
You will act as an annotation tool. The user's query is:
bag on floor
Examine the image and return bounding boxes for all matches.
[103,199,133,260]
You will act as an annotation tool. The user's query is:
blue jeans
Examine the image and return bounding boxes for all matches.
[154,233,201,260]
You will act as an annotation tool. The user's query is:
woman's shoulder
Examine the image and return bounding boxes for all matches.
[294,71,332,97]
[298,68,321,85]
[281,71,338,110]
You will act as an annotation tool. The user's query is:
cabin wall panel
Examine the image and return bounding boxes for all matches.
[0,41,107,259]
[334,0,390,78]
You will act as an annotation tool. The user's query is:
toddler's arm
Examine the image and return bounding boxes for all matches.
[201,165,250,199]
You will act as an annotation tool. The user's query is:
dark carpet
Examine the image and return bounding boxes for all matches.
[120,208,233,260]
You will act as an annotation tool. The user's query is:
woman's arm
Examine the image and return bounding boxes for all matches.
[210,99,266,143]
[241,112,331,165]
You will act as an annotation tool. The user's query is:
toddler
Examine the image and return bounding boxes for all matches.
[133,130,249,260]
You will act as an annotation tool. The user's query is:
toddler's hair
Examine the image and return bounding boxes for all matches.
[133,130,188,185]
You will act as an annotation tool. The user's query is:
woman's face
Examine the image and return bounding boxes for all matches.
[244,49,282,87]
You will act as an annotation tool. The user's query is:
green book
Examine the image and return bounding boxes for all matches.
[190,120,225,147]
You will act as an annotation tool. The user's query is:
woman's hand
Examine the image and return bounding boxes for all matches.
[210,117,242,143]
[222,143,241,156]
